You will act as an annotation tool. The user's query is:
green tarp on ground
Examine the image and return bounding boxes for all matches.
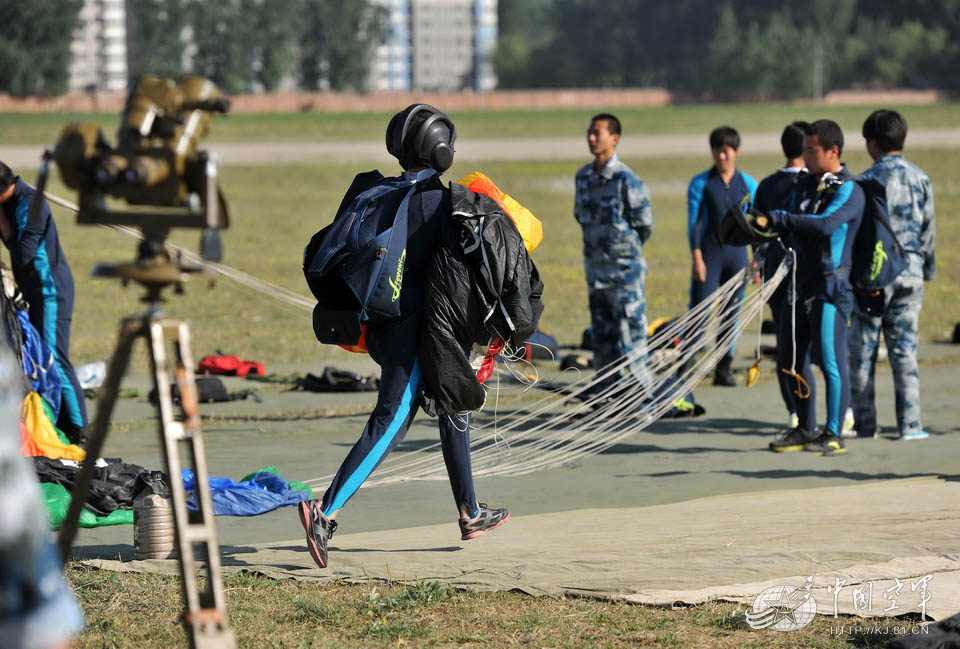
[42,483,133,529]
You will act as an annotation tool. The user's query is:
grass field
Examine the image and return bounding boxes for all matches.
[70,566,904,649]
[1,101,959,145]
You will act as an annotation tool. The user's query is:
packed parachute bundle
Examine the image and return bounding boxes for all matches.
[419,173,544,415]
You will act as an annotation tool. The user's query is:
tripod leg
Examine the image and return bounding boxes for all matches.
[58,318,142,562]
[149,318,235,649]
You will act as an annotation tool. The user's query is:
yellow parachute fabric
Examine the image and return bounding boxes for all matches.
[456,172,543,253]
[21,392,86,461]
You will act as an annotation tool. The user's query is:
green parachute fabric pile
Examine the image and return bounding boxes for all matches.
[41,482,133,529]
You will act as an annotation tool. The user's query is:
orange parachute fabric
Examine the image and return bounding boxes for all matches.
[21,391,86,461]
[20,421,41,457]
[456,171,543,253]
[338,324,368,354]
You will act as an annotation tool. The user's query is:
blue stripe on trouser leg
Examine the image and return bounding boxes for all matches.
[321,313,422,516]
[439,411,477,517]
[322,360,421,516]
[816,301,849,435]
[52,317,87,433]
[36,297,87,439]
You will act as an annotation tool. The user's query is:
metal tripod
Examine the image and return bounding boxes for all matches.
[58,301,236,649]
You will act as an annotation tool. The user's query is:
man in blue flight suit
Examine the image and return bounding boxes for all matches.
[849,109,935,441]
[754,121,808,429]
[687,126,758,385]
[298,105,509,570]
[574,113,654,390]
[753,120,864,456]
[0,162,88,445]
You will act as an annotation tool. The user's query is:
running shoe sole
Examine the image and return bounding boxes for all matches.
[461,511,510,541]
[806,444,847,456]
[298,501,327,569]
[770,444,808,452]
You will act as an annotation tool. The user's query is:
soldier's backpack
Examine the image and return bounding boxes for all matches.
[851,178,909,294]
[849,178,911,315]
[303,168,437,346]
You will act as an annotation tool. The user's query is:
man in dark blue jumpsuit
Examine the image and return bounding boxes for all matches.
[754,122,808,429]
[754,120,864,456]
[687,126,757,385]
[0,162,88,445]
[298,105,509,570]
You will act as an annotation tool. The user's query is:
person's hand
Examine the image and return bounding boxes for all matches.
[748,208,778,240]
[750,259,761,285]
[691,250,707,283]
[747,207,769,230]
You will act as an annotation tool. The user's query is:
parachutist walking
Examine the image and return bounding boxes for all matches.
[298,105,510,569]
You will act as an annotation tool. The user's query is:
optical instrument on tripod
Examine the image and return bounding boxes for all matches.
[39,74,237,649]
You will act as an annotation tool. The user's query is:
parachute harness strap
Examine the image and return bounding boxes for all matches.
[778,245,810,399]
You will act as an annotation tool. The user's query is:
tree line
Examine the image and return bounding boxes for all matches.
[496,0,960,99]
[0,0,387,97]
[3,0,958,99]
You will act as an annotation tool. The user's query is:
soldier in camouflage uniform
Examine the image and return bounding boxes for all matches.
[575,114,654,388]
[849,109,935,440]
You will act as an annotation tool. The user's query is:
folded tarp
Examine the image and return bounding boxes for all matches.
[182,466,312,516]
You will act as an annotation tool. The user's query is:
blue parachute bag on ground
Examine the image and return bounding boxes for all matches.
[851,178,909,293]
[182,467,311,516]
[304,168,437,345]
[18,310,61,417]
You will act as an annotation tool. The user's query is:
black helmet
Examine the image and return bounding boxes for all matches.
[386,103,457,172]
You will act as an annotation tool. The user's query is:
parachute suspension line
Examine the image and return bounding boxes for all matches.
[302,259,789,488]
[304,269,741,485]
[777,246,810,399]
[40,187,790,486]
[41,189,317,313]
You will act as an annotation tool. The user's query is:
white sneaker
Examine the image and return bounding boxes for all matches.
[841,408,857,438]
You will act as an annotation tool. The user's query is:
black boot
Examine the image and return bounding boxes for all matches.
[713,354,737,386]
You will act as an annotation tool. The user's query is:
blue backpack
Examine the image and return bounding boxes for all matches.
[851,178,908,294]
[303,168,437,345]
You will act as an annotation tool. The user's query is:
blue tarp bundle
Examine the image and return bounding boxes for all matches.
[182,467,311,516]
